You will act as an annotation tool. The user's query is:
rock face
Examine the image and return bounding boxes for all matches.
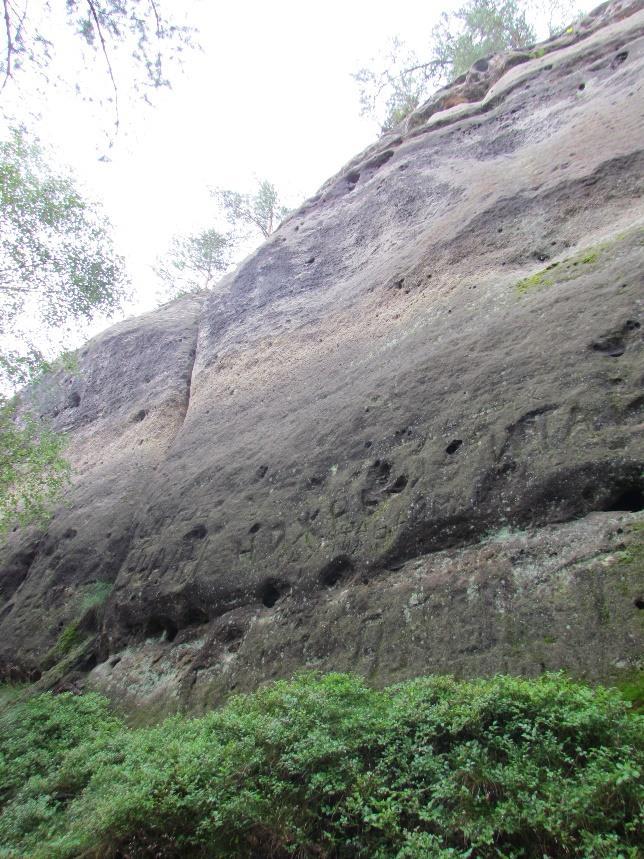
[1,0,643,711]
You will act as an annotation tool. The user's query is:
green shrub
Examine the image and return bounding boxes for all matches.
[0,673,641,858]
[0,691,122,806]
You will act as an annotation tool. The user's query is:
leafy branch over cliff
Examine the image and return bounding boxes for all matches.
[1,0,194,135]
[354,0,581,131]
[0,127,128,535]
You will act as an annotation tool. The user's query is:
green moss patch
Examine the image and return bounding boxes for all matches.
[53,621,83,657]
[79,580,112,612]
[515,226,643,296]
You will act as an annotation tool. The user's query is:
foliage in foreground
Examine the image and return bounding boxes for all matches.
[0,673,641,858]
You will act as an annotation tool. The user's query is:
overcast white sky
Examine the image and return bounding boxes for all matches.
[3,0,596,335]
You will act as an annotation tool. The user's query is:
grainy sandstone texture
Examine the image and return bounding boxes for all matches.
[1,0,642,712]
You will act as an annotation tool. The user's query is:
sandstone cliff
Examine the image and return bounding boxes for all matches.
[1,0,642,713]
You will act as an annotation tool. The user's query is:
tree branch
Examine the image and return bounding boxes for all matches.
[1,0,13,91]
[148,0,161,36]
[85,0,120,134]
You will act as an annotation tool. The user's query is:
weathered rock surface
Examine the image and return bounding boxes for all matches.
[1,0,643,710]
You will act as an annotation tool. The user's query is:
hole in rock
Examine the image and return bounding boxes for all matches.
[625,395,644,415]
[260,579,285,608]
[346,170,360,188]
[305,256,315,265]
[365,149,395,172]
[446,439,463,455]
[364,440,372,449]
[145,616,178,642]
[319,555,354,588]
[183,523,207,541]
[249,522,261,534]
[635,598,644,610]
[624,319,640,331]
[604,486,643,513]
[472,57,489,71]
[184,607,209,627]
[612,51,628,68]
[592,339,625,358]
[67,392,81,408]
[62,528,77,540]
[81,653,97,671]
[578,82,585,90]
[387,475,408,494]
[255,464,269,480]
[132,409,147,422]
[219,622,244,644]
[363,459,391,495]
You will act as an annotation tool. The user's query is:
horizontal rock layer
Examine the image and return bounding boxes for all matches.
[1,0,643,710]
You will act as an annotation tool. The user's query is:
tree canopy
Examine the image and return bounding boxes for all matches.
[0,127,128,535]
[1,0,194,132]
[156,180,291,300]
[212,180,290,241]
[155,228,233,298]
[354,0,580,131]
[1,128,128,338]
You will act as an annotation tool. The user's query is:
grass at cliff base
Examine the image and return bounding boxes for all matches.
[0,673,641,858]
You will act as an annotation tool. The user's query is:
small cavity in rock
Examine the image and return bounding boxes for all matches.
[183,523,207,541]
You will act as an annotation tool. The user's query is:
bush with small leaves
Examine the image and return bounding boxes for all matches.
[0,673,640,858]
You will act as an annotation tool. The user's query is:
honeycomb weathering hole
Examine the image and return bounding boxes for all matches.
[183,523,207,541]
[446,439,463,455]
[387,475,408,494]
[604,486,644,513]
[260,579,284,608]
[319,555,354,588]
[346,170,360,189]
[184,607,209,627]
[145,616,177,642]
